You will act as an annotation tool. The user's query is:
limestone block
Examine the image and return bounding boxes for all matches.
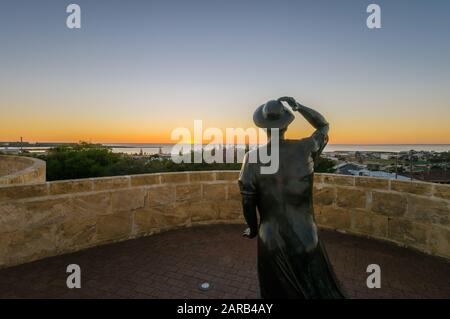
[160,173,188,184]
[406,195,448,225]
[8,175,24,184]
[189,172,215,182]
[93,176,129,191]
[355,177,389,190]
[176,184,201,202]
[315,206,351,230]
[387,218,428,249]
[147,186,175,206]
[6,225,58,265]
[217,200,242,220]
[134,203,190,234]
[371,191,406,217]
[0,183,48,202]
[22,197,72,229]
[336,187,366,209]
[227,183,241,200]
[215,171,239,181]
[313,174,323,184]
[49,179,93,195]
[58,212,96,249]
[352,209,388,238]
[0,232,13,266]
[72,192,112,216]
[37,164,46,182]
[434,184,450,200]
[0,203,26,233]
[112,188,146,212]
[428,225,450,258]
[313,185,335,206]
[130,174,160,187]
[391,180,433,196]
[190,201,219,222]
[96,211,132,242]
[202,184,226,201]
[322,174,355,186]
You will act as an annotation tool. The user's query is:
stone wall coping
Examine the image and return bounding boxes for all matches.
[0,155,46,186]
[0,170,448,201]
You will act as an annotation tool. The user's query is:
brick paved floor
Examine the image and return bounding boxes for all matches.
[0,224,449,299]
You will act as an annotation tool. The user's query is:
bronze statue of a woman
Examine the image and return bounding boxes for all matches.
[239,97,345,299]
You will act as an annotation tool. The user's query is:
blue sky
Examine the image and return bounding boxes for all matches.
[1,0,450,143]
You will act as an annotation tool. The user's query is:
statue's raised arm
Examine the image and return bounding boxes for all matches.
[278,96,329,160]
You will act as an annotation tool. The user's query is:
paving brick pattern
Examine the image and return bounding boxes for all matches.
[0,225,449,299]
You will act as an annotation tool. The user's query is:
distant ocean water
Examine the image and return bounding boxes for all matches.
[103,144,450,155]
[2,144,449,155]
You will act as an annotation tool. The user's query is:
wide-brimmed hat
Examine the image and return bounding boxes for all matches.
[253,100,295,129]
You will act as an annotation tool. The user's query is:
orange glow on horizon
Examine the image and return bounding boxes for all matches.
[2,126,450,145]
[2,111,450,145]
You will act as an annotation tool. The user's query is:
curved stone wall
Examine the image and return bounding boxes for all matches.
[0,155,46,185]
[0,171,449,268]
[313,174,449,260]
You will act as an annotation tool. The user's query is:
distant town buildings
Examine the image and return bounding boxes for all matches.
[2,140,449,184]
[327,150,450,184]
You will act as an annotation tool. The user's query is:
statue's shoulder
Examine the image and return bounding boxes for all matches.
[283,138,318,155]
[284,137,313,147]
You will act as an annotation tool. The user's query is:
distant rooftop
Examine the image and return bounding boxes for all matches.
[348,169,411,181]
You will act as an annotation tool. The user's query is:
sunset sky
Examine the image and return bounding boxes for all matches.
[1,0,450,144]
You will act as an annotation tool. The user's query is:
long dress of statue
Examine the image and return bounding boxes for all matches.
[239,97,345,299]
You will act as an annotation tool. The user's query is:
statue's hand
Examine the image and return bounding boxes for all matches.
[278,96,300,111]
[242,227,257,239]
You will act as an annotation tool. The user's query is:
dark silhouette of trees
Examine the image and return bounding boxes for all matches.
[30,142,336,181]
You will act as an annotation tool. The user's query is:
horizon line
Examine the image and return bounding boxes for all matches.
[2,141,450,146]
